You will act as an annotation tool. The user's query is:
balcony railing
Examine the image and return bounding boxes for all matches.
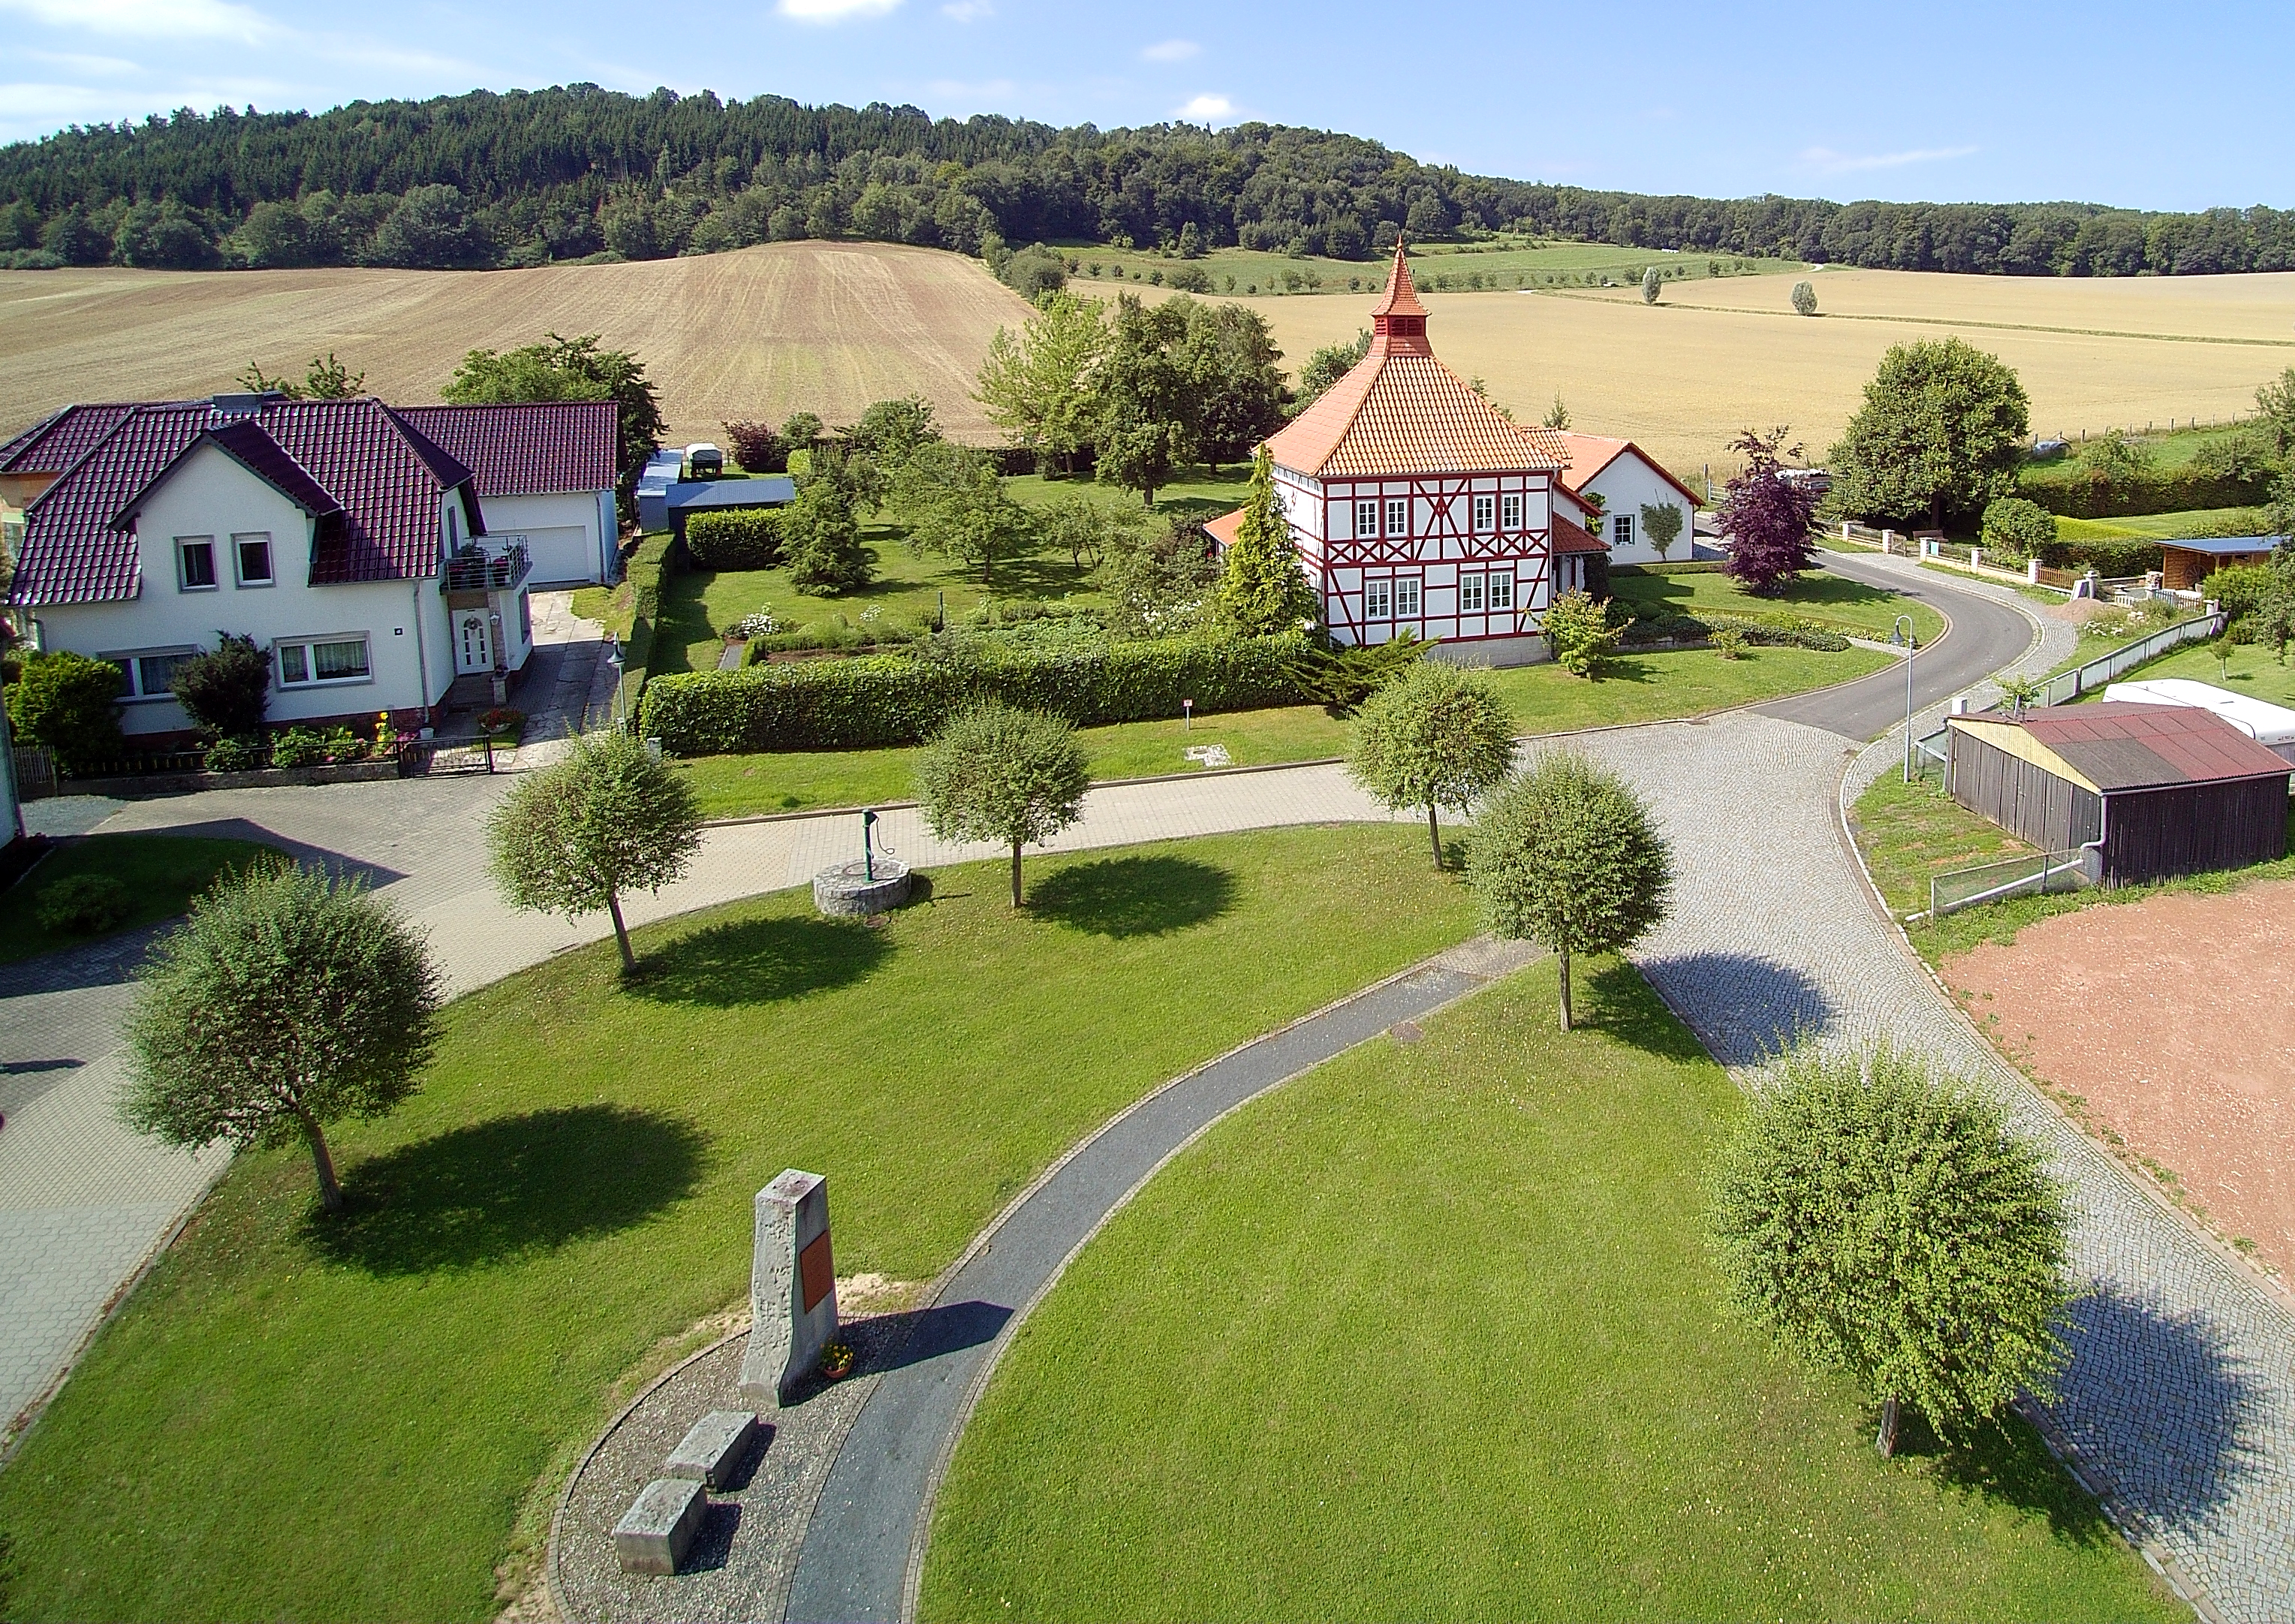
[442,538,532,592]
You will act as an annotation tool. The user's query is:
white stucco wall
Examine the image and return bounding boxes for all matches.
[25,443,451,735]
[481,488,613,586]
[1580,452,1696,567]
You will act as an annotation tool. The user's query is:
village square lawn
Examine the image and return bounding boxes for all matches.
[0,825,1478,1624]
[667,643,1890,819]
[1607,563,1946,645]
[0,833,279,963]
[923,958,2182,1622]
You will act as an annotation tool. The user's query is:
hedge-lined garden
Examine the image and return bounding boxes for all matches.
[640,633,1307,754]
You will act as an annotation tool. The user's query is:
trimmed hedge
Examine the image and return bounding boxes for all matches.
[2036,536,2165,576]
[2018,463,2268,520]
[617,535,675,719]
[1620,613,1851,652]
[684,508,786,571]
[642,634,1309,755]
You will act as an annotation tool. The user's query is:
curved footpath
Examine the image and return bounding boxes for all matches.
[6,560,2291,1622]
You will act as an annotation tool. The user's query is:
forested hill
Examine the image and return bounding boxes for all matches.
[0,83,2287,278]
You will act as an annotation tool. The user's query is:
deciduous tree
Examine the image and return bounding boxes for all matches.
[1296,328,1370,409]
[1707,1040,2071,1457]
[782,478,875,592]
[1465,752,1672,1029]
[1792,280,1818,316]
[974,292,1108,474]
[1183,302,1289,470]
[444,333,664,512]
[900,444,1038,586]
[1347,659,1516,868]
[1828,338,2031,531]
[122,861,443,1216]
[1718,427,1820,595]
[1094,294,1197,508]
[1640,501,1684,563]
[914,701,1089,907]
[486,728,702,975]
[5,649,123,773]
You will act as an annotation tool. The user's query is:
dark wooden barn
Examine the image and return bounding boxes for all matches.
[1945,703,2292,885]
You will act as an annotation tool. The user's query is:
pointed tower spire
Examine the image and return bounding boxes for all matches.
[1370,237,1430,354]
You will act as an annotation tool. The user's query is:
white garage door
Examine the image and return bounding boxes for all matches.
[517,524,598,586]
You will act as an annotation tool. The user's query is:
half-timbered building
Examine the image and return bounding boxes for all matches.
[1230,241,1604,664]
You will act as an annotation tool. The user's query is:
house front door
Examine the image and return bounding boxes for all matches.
[456,612,492,674]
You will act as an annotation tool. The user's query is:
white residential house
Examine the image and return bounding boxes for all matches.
[1536,432,1703,566]
[394,402,620,586]
[0,393,611,741]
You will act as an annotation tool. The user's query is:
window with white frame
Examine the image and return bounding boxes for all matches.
[233,532,274,586]
[1471,493,1495,532]
[104,647,199,701]
[1489,572,1515,611]
[277,634,372,687]
[176,536,217,591]
[1612,513,1634,549]
[1384,496,1408,537]
[1363,577,1393,619]
[1459,572,1486,613]
[1501,492,1522,529]
[1354,499,1378,537]
[1394,576,1422,618]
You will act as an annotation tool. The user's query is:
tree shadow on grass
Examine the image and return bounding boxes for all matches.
[1026,854,1236,937]
[1579,961,1716,1064]
[629,914,892,1008]
[306,1105,708,1274]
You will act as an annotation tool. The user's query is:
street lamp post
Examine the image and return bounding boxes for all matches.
[1895,613,1917,782]
[604,634,625,731]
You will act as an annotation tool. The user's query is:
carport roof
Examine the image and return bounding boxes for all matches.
[2018,703,2293,791]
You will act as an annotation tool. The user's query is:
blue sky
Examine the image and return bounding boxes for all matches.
[0,0,2284,212]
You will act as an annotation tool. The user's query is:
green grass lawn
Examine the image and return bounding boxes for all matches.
[923,958,2179,1622]
[1611,564,1945,643]
[1851,769,2295,965]
[0,833,280,963]
[2054,507,2267,542]
[2071,636,2295,707]
[670,645,1890,818]
[0,826,1478,1623]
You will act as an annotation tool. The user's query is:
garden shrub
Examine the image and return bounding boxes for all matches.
[2018,459,2268,520]
[1544,589,1615,676]
[6,650,124,773]
[1703,615,1851,652]
[684,508,787,571]
[168,633,271,737]
[1710,626,1747,659]
[270,725,366,768]
[2200,564,2282,620]
[1979,496,2056,561]
[203,734,266,773]
[35,872,133,935]
[643,633,1309,755]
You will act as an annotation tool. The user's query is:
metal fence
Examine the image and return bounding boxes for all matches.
[11,745,56,801]
[1931,848,2093,917]
[2033,611,2225,707]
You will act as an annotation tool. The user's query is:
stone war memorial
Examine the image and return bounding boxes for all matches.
[741,1168,839,1408]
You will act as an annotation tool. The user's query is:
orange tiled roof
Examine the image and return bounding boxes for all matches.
[1525,427,1703,506]
[1552,514,1607,554]
[1370,239,1427,320]
[1203,508,1245,550]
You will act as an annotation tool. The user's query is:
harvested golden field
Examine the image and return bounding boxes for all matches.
[0,241,1035,444]
[1123,267,2295,481]
[7,242,2290,482]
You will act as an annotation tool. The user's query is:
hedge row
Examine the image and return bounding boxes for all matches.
[2017,465,2269,520]
[684,508,786,571]
[641,634,1308,755]
[616,535,676,718]
[2035,536,2166,575]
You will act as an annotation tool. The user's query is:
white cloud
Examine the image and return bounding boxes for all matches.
[0,0,273,41]
[21,48,143,74]
[1141,38,1198,62]
[1175,92,1232,121]
[1800,143,1979,175]
[941,0,992,17]
[777,0,900,19]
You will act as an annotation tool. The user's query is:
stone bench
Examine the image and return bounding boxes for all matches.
[613,1477,708,1576]
[665,1409,760,1491]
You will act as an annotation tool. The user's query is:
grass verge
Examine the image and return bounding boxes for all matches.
[0,833,279,964]
[1611,564,1946,643]
[922,959,2180,1622]
[0,825,1477,1622]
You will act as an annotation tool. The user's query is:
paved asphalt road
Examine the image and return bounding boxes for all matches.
[1756,551,2041,740]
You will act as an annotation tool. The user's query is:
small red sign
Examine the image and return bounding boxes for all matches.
[800,1230,834,1312]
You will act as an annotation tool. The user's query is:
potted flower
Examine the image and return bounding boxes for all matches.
[818,1341,856,1381]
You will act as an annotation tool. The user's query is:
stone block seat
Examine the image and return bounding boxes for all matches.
[666,1409,761,1491]
[612,1477,708,1576]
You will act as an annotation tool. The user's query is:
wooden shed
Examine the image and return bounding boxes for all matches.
[1945,703,2291,885]
[2158,533,2281,592]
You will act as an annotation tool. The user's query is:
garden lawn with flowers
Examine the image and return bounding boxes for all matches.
[0,825,1478,1622]
[923,958,2180,1622]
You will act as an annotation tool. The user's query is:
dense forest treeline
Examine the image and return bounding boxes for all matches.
[2,84,2290,278]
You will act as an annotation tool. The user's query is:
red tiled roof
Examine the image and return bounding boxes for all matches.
[394,402,619,496]
[1263,240,1562,482]
[2020,703,2292,789]
[1203,509,1244,551]
[1552,514,1607,554]
[7,396,487,604]
[0,403,148,475]
[1525,429,1703,507]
